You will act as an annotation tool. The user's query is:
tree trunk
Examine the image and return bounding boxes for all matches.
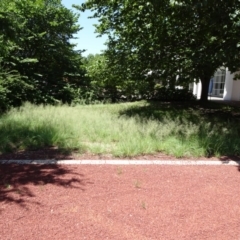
[200,77,211,102]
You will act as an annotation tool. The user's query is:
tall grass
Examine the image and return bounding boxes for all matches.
[0,101,239,157]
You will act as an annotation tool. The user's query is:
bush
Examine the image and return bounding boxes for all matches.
[151,88,196,101]
[0,67,34,112]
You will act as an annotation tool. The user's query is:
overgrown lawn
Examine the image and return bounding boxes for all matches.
[0,101,239,157]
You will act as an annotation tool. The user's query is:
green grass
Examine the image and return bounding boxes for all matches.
[0,101,240,158]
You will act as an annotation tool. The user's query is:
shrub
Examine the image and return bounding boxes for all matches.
[151,88,196,101]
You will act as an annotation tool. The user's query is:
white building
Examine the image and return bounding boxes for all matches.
[191,68,240,101]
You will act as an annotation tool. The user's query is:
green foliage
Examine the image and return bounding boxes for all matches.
[0,61,33,112]
[0,0,85,110]
[79,0,240,102]
[82,53,158,102]
[82,53,121,102]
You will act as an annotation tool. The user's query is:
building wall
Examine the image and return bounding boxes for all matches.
[193,80,202,99]
[231,80,240,100]
[192,69,240,101]
[223,69,240,101]
[223,69,234,100]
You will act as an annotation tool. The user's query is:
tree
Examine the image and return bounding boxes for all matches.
[0,0,36,109]
[82,53,122,101]
[83,52,151,101]
[78,0,240,102]
[166,0,240,101]
[0,0,85,107]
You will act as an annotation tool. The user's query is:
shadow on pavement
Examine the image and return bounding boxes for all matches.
[0,164,92,208]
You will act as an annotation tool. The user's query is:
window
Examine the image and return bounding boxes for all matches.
[211,68,226,97]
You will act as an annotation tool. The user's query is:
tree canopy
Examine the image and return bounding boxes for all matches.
[1,0,240,110]
[0,0,85,109]
[79,0,240,101]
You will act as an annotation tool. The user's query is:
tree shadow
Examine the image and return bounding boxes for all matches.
[0,118,82,158]
[0,147,78,160]
[119,100,240,124]
[0,164,92,208]
[118,100,240,162]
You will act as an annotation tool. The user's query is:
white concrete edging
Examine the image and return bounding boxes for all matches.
[0,159,239,166]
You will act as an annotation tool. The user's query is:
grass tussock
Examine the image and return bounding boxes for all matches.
[0,101,239,158]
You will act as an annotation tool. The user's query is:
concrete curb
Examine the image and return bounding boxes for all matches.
[0,159,240,166]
